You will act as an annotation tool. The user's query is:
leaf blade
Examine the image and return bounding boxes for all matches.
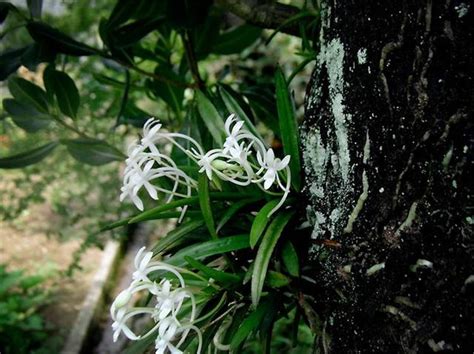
[0,142,58,169]
[251,210,294,307]
[44,67,80,119]
[281,240,300,277]
[275,67,301,191]
[8,77,49,113]
[63,138,124,166]
[167,234,250,267]
[249,199,279,249]
[198,173,218,239]
[195,90,225,145]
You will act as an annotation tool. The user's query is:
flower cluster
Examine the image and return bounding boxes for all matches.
[110,247,202,353]
[120,114,291,216]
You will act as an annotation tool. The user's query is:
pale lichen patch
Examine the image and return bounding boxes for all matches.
[455,3,469,18]
[344,132,370,233]
[357,48,367,64]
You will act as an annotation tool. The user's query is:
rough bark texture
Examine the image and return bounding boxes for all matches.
[302,0,473,352]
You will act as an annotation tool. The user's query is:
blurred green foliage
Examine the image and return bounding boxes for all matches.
[0,264,61,354]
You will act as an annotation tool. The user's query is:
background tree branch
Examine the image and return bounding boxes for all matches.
[215,0,301,36]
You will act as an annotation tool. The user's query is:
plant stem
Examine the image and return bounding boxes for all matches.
[182,30,205,90]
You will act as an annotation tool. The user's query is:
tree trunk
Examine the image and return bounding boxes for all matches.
[301,1,473,352]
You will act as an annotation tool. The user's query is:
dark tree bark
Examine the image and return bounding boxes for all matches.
[302,1,473,352]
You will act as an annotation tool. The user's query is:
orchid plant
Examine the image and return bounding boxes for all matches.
[106,81,312,352]
[111,112,297,352]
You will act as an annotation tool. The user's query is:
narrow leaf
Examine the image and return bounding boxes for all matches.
[251,211,294,307]
[230,298,274,349]
[44,67,80,119]
[266,271,291,287]
[0,142,58,169]
[0,47,28,80]
[8,77,49,113]
[281,240,300,277]
[216,198,259,233]
[213,25,261,55]
[218,86,262,141]
[64,138,124,166]
[198,173,218,239]
[184,256,241,284]
[3,98,51,132]
[0,3,15,24]
[152,220,205,255]
[129,196,200,224]
[27,22,98,56]
[195,90,225,145]
[275,67,301,191]
[167,234,250,267]
[249,199,279,248]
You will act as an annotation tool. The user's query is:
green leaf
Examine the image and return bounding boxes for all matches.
[167,234,250,267]
[230,298,274,349]
[0,142,58,169]
[275,67,301,191]
[243,86,280,134]
[265,11,317,45]
[43,67,80,119]
[249,199,279,249]
[0,47,28,80]
[282,240,300,277]
[129,196,200,223]
[198,173,218,239]
[0,3,15,24]
[216,198,259,233]
[195,90,225,145]
[213,25,261,55]
[8,77,49,113]
[3,98,51,132]
[184,256,241,285]
[111,17,164,48]
[218,86,262,141]
[147,65,185,116]
[266,271,291,287]
[251,211,294,307]
[26,22,98,56]
[63,138,124,166]
[152,219,205,255]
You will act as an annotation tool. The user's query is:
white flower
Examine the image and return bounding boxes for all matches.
[155,317,183,354]
[196,150,217,180]
[257,148,290,190]
[141,118,163,155]
[110,288,132,320]
[112,308,140,342]
[153,280,187,321]
[223,114,244,154]
[132,246,154,282]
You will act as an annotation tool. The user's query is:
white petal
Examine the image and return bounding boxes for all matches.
[139,251,153,270]
[144,182,158,200]
[264,178,273,190]
[257,151,265,167]
[266,148,275,163]
[232,120,244,135]
[278,155,291,169]
[134,247,147,269]
[131,194,144,211]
